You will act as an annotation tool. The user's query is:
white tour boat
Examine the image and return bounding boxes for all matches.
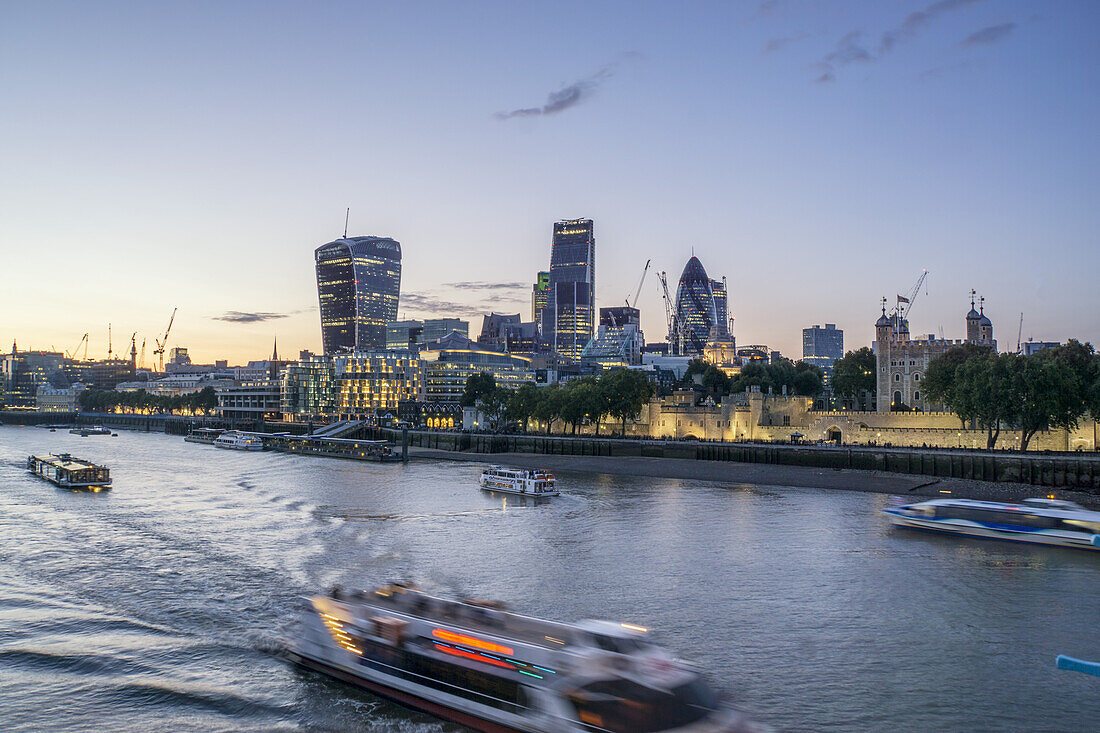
[213,430,264,451]
[479,466,558,497]
[290,583,766,733]
[884,497,1100,551]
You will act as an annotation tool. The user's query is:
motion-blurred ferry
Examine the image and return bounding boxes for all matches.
[884,497,1100,551]
[479,467,558,497]
[213,430,263,451]
[290,583,765,732]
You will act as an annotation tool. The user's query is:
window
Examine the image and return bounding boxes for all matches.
[913,373,920,381]
[894,373,900,382]
[914,391,920,401]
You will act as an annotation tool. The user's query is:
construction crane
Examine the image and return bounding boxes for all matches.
[1016,313,1024,354]
[657,271,683,356]
[107,323,113,360]
[67,333,89,360]
[129,333,137,366]
[894,269,929,322]
[626,259,651,308]
[153,307,178,372]
[139,338,147,370]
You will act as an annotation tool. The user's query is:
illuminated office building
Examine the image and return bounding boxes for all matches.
[542,219,595,360]
[580,307,644,368]
[332,352,420,417]
[531,270,550,325]
[673,256,728,355]
[315,236,402,354]
[419,333,534,402]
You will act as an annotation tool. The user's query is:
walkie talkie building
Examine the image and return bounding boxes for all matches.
[315,236,402,354]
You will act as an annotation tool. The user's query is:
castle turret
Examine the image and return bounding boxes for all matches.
[978,298,994,345]
[965,290,981,343]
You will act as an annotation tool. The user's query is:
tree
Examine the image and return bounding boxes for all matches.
[506,383,540,432]
[955,353,1015,449]
[831,347,877,411]
[532,384,565,435]
[559,381,595,435]
[601,368,655,436]
[460,372,496,408]
[792,361,825,398]
[923,343,992,418]
[1010,355,1083,451]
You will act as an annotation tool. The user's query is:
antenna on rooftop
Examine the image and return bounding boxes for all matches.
[344,207,350,239]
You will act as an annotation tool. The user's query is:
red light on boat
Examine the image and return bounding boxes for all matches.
[434,643,515,669]
[432,628,514,656]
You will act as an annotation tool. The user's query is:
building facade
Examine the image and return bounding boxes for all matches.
[875,295,996,412]
[419,333,534,402]
[216,379,282,421]
[531,270,550,326]
[673,256,728,355]
[280,355,336,418]
[542,219,595,360]
[580,307,645,368]
[2,346,66,409]
[332,352,420,417]
[803,323,844,391]
[315,236,402,354]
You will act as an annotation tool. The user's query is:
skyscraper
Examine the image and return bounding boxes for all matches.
[803,323,844,391]
[673,255,726,355]
[531,270,550,325]
[315,236,401,354]
[542,219,595,360]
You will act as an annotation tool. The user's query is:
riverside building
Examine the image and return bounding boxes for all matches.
[580,307,645,368]
[315,236,402,354]
[542,219,595,360]
[419,333,534,402]
[332,352,420,417]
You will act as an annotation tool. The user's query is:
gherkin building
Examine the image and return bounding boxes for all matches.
[674,256,727,354]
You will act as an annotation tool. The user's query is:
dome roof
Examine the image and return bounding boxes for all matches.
[966,308,981,320]
[876,314,891,327]
[678,255,710,285]
[979,313,992,326]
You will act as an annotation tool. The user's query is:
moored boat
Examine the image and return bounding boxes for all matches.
[290,583,766,732]
[213,430,264,451]
[185,427,225,445]
[884,497,1100,551]
[27,454,111,490]
[479,466,558,497]
[70,425,111,436]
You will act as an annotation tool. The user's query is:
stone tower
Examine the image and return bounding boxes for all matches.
[965,290,982,343]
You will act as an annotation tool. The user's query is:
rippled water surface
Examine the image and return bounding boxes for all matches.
[1,426,1098,732]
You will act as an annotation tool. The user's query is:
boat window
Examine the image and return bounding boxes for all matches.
[934,506,1061,529]
[568,678,717,733]
[590,634,644,654]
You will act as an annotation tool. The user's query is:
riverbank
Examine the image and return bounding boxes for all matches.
[408,446,1100,507]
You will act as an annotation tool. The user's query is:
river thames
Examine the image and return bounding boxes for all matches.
[1,426,1097,731]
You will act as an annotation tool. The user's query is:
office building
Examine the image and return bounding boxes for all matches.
[419,333,534,402]
[673,256,727,355]
[1,344,66,409]
[332,352,420,417]
[386,318,470,351]
[580,307,645,369]
[532,271,550,325]
[803,323,844,389]
[280,355,336,418]
[315,236,402,354]
[478,313,545,354]
[542,219,595,360]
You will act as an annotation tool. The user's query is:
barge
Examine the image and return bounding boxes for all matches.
[184,427,224,445]
[27,454,111,490]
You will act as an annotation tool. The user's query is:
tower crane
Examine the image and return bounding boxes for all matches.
[129,333,137,367]
[67,333,89,360]
[1016,313,1024,354]
[107,323,113,360]
[657,271,683,356]
[139,338,147,370]
[626,259,651,308]
[894,269,929,322]
[153,307,178,372]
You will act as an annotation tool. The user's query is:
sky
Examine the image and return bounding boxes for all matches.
[2,0,1098,364]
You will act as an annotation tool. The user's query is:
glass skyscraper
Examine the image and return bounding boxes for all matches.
[315,236,401,354]
[542,219,595,360]
[674,255,727,355]
[803,323,844,389]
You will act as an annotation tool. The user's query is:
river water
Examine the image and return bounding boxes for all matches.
[1,426,1097,732]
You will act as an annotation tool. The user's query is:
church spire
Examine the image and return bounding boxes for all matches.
[272,335,279,362]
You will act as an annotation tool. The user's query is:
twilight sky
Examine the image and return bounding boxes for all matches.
[2,0,1098,364]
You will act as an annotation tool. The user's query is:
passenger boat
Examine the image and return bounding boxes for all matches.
[213,430,264,451]
[184,427,224,445]
[884,497,1100,551]
[479,466,558,497]
[290,583,765,733]
[27,454,111,490]
[70,425,111,436]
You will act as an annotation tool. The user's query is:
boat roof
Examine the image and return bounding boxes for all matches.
[32,454,101,470]
[905,497,1100,518]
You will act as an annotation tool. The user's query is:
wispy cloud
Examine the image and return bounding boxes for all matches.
[495,62,619,120]
[446,281,527,291]
[212,311,294,324]
[763,32,810,54]
[814,0,984,82]
[961,22,1016,46]
[879,0,983,55]
[400,291,525,320]
[752,1,782,20]
[918,60,978,80]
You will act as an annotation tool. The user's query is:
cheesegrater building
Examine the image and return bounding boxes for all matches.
[542,219,595,360]
[315,236,402,354]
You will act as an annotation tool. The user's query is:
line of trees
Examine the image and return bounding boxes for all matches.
[77,387,219,416]
[831,347,877,410]
[681,358,825,399]
[461,369,655,436]
[923,340,1100,450]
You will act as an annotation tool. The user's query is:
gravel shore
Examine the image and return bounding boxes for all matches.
[407,446,1100,507]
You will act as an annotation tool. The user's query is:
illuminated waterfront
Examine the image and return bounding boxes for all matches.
[1,426,1098,731]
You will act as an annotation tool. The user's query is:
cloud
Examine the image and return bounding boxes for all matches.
[752,1,782,20]
[495,65,615,120]
[918,60,978,80]
[879,0,983,55]
[814,0,983,82]
[961,22,1016,46]
[446,281,527,291]
[212,311,293,323]
[763,32,810,54]
[815,72,836,84]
